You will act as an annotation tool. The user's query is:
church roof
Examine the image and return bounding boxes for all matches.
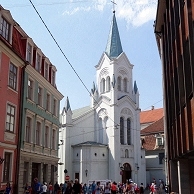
[65,96,71,111]
[72,141,108,147]
[72,106,92,119]
[134,81,138,94]
[140,107,163,124]
[105,12,123,58]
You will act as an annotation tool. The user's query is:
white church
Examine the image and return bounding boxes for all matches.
[58,11,146,185]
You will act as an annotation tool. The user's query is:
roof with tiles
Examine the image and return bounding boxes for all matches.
[140,107,163,124]
[141,117,164,135]
[141,114,164,151]
[141,135,157,150]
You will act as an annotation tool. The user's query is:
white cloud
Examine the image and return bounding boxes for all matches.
[63,6,91,15]
[62,0,157,27]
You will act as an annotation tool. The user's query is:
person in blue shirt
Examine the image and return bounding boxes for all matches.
[83,183,88,194]
[33,178,41,194]
[91,181,96,194]
[4,182,11,194]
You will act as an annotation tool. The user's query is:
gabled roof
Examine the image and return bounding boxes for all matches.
[140,108,163,124]
[72,141,107,147]
[72,106,92,119]
[141,117,164,135]
[105,12,123,59]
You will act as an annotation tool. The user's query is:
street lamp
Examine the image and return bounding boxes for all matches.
[85,169,88,177]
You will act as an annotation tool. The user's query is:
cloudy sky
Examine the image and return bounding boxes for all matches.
[1,0,162,111]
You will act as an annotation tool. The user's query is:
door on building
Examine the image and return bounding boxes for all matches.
[75,173,79,180]
[122,163,131,183]
[31,163,40,183]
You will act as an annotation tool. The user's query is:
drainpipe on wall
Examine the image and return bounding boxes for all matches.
[158,35,169,188]
[15,61,28,193]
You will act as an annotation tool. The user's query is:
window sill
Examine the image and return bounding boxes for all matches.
[7,86,18,94]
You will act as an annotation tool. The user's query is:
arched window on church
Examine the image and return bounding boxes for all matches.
[127,118,131,145]
[98,118,103,144]
[120,117,124,144]
[125,149,129,158]
[117,77,121,91]
[101,78,105,93]
[106,76,110,92]
[123,78,127,92]
[104,116,108,144]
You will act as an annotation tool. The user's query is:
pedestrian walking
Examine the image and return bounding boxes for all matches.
[48,182,53,194]
[4,182,12,194]
[139,183,144,194]
[42,182,47,194]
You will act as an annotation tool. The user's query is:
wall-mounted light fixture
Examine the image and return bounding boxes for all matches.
[58,140,64,146]
[0,157,5,165]
[135,163,139,171]
[119,163,124,170]
[85,169,88,177]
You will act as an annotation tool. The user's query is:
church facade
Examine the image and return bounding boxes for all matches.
[58,12,145,185]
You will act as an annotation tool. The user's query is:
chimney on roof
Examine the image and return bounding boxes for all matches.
[151,105,154,110]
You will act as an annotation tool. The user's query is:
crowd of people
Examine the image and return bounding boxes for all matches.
[145,179,166,194]
[22,178,147,194]
[21,178,146,194]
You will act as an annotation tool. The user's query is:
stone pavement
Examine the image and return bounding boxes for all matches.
[143,189,166,194]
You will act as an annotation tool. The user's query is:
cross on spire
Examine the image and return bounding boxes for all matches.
[111,0,117,13]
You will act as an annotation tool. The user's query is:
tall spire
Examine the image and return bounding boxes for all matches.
[65,96,71,112]
[105,11,123,59]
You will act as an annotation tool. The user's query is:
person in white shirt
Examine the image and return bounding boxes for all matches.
[42,182,47,194]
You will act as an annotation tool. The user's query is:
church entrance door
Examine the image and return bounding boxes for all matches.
[121,163,131,183]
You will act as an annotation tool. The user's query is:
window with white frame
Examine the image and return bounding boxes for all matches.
[6,104,15,132]
[123,78,127,92]
[45,126,49,148]
[25,117,31,143]
[38,86,43,106]
[26,43,32,64]
[52,129,56,150]
[120,117,124,144]
[35,53,41,73]
[51,70,55,86]
[3,152,12,182]
[127,118,131,145]
[28,79,34,100]
[101,78,105,93]
[53,99,57,116]
[44,62,49,80]
[0,17,10,41]
[157,137,164,146]
[106,76,110,92]
[46,93,50,111]
[125,149,129,158]
[36,121,41,146]
[117,77,121,91]
[9,63,17,90]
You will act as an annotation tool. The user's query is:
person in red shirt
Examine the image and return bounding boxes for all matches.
[48,182,53,194]
[111,182,117,194]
